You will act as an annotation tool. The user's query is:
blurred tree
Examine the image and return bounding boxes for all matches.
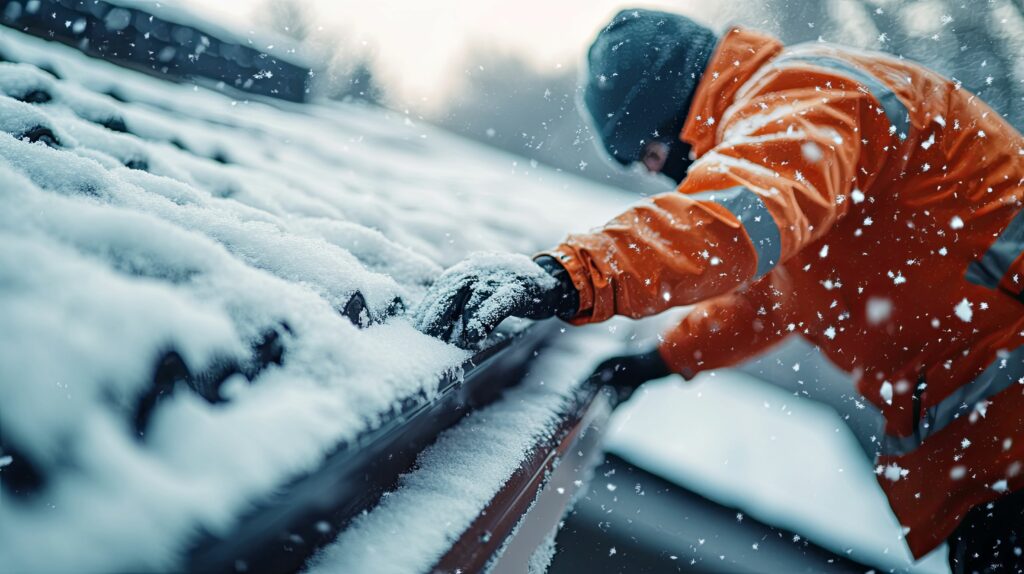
[432,1,1022,194]
[434,48,671,195]
[334,60,384,104]
[258,0,311,42]
[254,0,387,105]
[743,0,1023,128]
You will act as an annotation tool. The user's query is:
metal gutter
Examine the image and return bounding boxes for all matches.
[0,0,311,102]
[434,382,615,573]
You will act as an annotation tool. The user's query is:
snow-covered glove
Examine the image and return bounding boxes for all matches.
[414,252,579,349]
[591,348,670,403]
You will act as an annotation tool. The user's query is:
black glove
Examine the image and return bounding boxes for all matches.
[414,253,578,349]
[591,348,671,403]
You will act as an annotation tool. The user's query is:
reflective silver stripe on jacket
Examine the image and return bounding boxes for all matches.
[880,346,1024,457]
[966,206,1024,292]
[772,53,911,140]
[690,186,781,279]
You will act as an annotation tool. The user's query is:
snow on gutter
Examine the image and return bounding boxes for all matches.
[305,326,623,574]
[185,322,556,573]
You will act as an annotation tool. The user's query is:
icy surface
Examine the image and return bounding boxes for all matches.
[0,27,627,573]
[606,368,950,573]
[303,326,620,574]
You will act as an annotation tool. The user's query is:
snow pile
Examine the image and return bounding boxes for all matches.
[0,27,627,572]
[606,365,950,573]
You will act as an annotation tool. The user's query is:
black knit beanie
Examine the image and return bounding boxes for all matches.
[583,9,717,166]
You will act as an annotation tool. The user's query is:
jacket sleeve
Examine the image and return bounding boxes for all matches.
[543,64,891,325]
[658,268,797,378]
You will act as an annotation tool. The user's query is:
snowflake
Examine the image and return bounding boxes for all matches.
[954,298,973,322]
[882,463,909,481]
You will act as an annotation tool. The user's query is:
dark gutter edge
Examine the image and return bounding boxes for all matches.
[0,0,311,102]
[433,382,616,572]
[183,321,558,574]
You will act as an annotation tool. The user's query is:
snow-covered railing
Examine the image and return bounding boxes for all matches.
[184,321,562,574]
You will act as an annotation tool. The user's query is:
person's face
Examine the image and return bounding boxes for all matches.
[635,138,694,184]
[639,140,670,174]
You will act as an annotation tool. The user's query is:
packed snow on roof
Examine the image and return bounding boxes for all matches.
[0,27,627,572]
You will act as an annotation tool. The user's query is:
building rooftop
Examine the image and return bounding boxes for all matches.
[0,24,628,572]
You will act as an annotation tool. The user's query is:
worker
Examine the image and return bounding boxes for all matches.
[414,9,1024,571]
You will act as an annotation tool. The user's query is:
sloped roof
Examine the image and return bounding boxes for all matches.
[0,26,627,572]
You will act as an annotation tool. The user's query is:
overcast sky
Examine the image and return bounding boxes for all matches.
[181,0,726,107]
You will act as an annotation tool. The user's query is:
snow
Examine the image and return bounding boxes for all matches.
[527,529,559,574]
[303,325,621,574]
[0,27,629,572]
[867,296,893,325]
[605,368,949,573]
[954,298,974,322]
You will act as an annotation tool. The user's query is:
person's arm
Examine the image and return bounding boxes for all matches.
[658,271,797,378]
[544,65,892,325]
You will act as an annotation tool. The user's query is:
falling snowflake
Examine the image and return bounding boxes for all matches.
[954,298,973,322]
[882,463,909,482]
[880,381,893,405]
[801,142,823,162]
[866,297,893,325]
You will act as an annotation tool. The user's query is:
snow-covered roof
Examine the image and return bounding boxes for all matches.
[0,26,628,572]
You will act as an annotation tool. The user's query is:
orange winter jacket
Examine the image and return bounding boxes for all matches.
[546,28,1024,558]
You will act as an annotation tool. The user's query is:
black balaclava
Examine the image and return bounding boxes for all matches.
[582,9,717,182]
